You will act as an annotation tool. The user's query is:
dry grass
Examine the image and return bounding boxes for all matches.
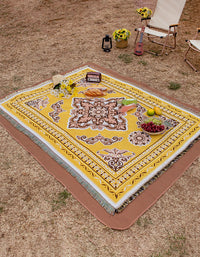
[0,0,200,256]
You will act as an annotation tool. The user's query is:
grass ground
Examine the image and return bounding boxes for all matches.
[0,0,200,256]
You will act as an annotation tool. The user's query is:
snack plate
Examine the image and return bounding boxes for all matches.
[84,87,107,97]
[141,126,166,135]
[140,117,166,135]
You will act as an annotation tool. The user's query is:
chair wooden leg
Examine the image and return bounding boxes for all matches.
[146,35,176,55]
[184,47,198,72]
[160,37,169,55]
[184,45,190,60]
[147,35,176,49]
[145,36,168,56]
[135,30,176,56]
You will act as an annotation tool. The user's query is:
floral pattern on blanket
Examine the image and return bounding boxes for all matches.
[129,131,151,146]
[68,97,127,130]
[26,96,49,110]
[77,133,123,145]
[97,148,135,172]
[49,100,65,123]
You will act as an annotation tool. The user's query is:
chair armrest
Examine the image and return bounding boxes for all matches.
[169,24,179,28]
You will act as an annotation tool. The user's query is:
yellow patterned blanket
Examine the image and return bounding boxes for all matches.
[1,65,200,214]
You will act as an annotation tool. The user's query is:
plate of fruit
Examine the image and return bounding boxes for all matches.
[140,117,166,135]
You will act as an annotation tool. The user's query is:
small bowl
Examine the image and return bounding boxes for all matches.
[140,118,166,135]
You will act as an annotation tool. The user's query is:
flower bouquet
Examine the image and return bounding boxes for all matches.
[52,78,78,98]
[112,28,131,48]
[136,7,152,19]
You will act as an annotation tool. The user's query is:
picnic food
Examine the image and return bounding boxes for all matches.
[141,118,165,133]
[84,88,106,97]
[119,103,137,113]
[144,117,162,125]
[121,99,137,105]
[147,108,155,116]
[141,122,165,133]
[154,106,162,115]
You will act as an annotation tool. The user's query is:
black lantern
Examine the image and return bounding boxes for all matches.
[102,34,112,52]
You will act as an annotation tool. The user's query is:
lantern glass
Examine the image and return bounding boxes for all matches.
[102,34,112,52]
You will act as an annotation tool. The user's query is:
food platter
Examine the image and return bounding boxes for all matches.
[140,117,166,135]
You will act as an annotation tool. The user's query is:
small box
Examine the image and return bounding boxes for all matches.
[86,72,101,83]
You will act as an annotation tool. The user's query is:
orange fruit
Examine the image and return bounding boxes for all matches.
[154,107,162,115]
[147,108,155,116]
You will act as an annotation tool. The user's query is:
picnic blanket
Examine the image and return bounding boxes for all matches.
[1,63,200,229]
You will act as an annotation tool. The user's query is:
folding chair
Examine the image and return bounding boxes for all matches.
[184,28,200,72]
[134,0,186,55]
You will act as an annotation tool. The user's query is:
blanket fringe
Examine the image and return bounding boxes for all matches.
[0,109,116,215]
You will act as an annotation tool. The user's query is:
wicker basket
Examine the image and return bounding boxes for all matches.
[116,39,128,48]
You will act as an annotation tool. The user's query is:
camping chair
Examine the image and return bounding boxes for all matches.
[134,0,186,55]
[184,28,200,72]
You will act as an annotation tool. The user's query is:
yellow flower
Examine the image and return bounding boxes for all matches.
[122,33,126,40]
[136,7,152,18]
[66,85,72,94]
[112,33,116,40]
[60,83,66,90]
[72,87,78,97]
[59,93,64,97]
[113,28,131,41]
[68,79,74,86]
